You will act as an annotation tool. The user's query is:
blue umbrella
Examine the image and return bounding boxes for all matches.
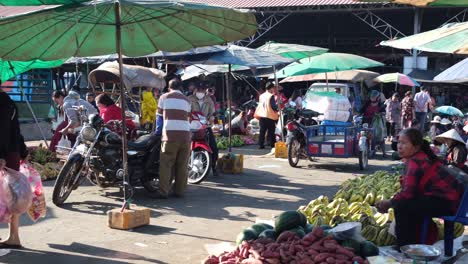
[436,106,464,117]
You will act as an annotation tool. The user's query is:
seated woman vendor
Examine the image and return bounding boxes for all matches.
[376,128,465,247]
[435,129,468,172]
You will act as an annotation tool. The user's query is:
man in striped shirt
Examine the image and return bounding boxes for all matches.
[154,78,191,198]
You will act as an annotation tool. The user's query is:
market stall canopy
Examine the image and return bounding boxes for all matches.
[88,61,166,89]
[256,41,328,60]
[280,70,379,86]
[0,0,258,61]
[353,0,468,6]
[0,0,86,4]
[434,58,468,83]
[65,54,121,65]
[375,72,420,87]
[275,53,384,78]
[150,45,227,65]
[435,105,464,117]
[380,22,468,55]
[0,58,64,83]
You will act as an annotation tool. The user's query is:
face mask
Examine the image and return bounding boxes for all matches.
[196,92,205,99]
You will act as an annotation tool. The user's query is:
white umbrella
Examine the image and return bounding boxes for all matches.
[434,58,468,83]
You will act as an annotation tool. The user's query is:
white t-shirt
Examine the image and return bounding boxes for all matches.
[414,91,430,113]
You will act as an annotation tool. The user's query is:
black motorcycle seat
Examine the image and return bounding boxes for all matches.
[128,134,158,150]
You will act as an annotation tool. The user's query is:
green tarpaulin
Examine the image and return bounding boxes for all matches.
[0,59,64,83]
[0,0,88,5]
[0,0,257,61]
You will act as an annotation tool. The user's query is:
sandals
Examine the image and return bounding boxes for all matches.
[0,243,23,249]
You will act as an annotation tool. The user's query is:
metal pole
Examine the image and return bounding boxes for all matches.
[8,62,49,148]
[114,1,131,209]
[273,65,284,142]
[226,65,232,152]
[412,8,421,71]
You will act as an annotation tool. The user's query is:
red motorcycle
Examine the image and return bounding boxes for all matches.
[188,112,213,184]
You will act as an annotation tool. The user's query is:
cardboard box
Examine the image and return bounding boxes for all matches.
[220,154,244,174]
[107,206,150,230]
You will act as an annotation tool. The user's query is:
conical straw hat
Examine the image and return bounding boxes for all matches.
[435,129,465,144]
[440,118,452,125]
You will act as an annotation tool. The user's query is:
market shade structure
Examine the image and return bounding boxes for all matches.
[436,106,464,117]
[0,58,64,83]
[0,0,87,4]
[375,73,420,87]
[434,58,468,83]
[256,41,328,60]
[0,0,257,208]
[354,0,468,6]
[280,70,379,85]
[0,0,257,61]
[380,22,468,55]
[275,53,384,78]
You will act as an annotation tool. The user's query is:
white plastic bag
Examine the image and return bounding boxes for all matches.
[1,168,33,215]
[57,135,71,154]
[20,162,46,222]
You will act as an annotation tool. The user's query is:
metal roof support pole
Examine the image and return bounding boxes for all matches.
[235,12,291,47]
[412,8,422,71]
[441,8,468,26]
[352,10,412,55]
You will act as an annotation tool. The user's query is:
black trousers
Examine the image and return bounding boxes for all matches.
[394,196,452,247]
[259,117,276,148]
[206,127,218,169]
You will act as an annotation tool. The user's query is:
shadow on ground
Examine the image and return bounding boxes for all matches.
[1,242,167,264]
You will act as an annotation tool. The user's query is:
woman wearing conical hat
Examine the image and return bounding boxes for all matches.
[435,129,468,171]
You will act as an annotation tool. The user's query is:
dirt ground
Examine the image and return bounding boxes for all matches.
[0,145,462,263]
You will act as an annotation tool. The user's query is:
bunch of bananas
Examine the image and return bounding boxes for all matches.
[334,171,400,206]
[361,223,396,246]
[298,195,332,226]
[434,220,465,240]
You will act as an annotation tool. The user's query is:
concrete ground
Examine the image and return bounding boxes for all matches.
[0,145,440,263]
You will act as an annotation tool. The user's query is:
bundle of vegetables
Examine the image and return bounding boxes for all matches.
[31,162,61,181]
[334,171,400,206]
[204,227,374,264]
[216,136,246,149]
[241,136,256,145]
[29,145,57,165]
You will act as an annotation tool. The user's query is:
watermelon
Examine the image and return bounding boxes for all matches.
[360,240,379,257]
[341,239,361,255]
[258,229,277,240]
[305,224,314,234]
[287,226,306,238]
[275,211,307,234]
[250,223,274,236]
[236,229,257,245]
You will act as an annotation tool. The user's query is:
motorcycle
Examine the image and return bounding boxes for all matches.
[188,112,213,184]
[52,114,160,206]
[286,107,320,167]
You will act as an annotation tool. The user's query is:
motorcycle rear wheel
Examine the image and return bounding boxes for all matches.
[52,154,83,206]
[188,148,211,184]
[288,138,301,167]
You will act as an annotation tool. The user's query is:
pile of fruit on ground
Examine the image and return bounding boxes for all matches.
[300,171,465,247]
[203,211,379,264]
[216,135,256,150]
[28,145,61,181]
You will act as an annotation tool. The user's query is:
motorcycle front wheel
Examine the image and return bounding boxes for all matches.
[188,148,211,184]
[288,138,301,167]
[52,154,83,206]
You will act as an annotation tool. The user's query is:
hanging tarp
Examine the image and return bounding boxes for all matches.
[88,61,166,89]
[0,58,65,83]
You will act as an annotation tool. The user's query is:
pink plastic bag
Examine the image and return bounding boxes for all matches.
[20,161,46,221]
[1,167,33,215]
[0,171,11,223]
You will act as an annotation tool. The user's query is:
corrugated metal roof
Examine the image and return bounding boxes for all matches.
[0,5,54,18]
[189,0,368,8]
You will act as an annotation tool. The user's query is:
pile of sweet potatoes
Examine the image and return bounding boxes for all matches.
[203,227,369,264]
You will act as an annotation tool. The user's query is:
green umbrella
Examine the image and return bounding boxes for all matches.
[0,0,257,61]
[256,41,328,60]
[380,22,468,54]
[0,0,87,5]
[275,53,384,78]
[0,59,64,83]
[0,0,257,208]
